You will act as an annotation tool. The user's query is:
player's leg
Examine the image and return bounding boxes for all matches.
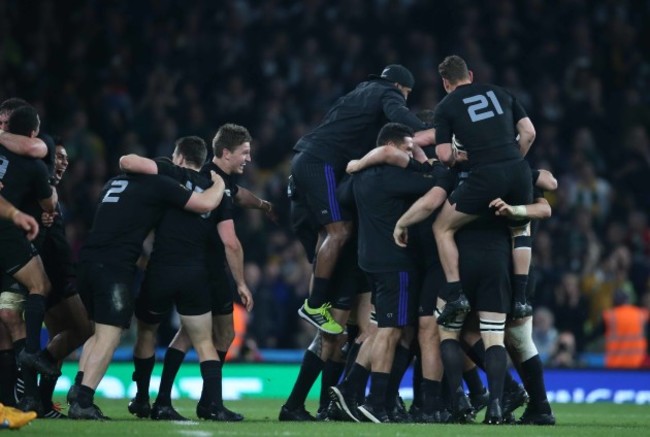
[0,322,17,407]
[69,263,132,420]
[39,294,92,418]
[433,201,476,325]
[510,222,533,318]
[292,153,349,334]
[506,316,555,425]
[280,307,347,421]
[477,310,507,424]
[128,318,159,418]
[153,325,191,415]
[11,255,57,376]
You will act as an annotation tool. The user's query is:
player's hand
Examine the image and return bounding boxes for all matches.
[0,181,3,191]
[489,198,514,216]
[393,225,408,248]
[260,200,279,224]
[346,160,361,174]
[238,284,254,312]
[456,149,468,162]
[41,211,58,228]
[14,211,39,241]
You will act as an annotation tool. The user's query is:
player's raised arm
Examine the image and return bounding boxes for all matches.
[184,171,225,214]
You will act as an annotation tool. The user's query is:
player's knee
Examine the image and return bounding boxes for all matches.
[0,292,25,314]
[479,317,506,348]
[506,317,537,362]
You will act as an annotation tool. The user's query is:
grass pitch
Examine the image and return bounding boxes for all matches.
[18,399,650,436]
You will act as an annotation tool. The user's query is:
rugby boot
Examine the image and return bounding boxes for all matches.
[17,350,60,377]
[16,396,44,417]
[127,396,151,418]
[298,300,343,334]
[357,401,390,423]
[483,399,503,425]
[502,383,529,416]
[150,403,189,421]
[512,301,533,319]
[0,403,37,429]
[329,384,361,422]
[68,402,110,420]
[41,402,67,419]
[66,384,79,405]
[469,388,490,412]
[436,293,470,326]
[196,402,243,421]
[451,390,476,423]
[278,404,316,421]
[518,401,556,425]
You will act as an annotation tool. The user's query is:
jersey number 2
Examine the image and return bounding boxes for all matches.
[0,155,8,180]
[102,180,129,203]
[463,91,504,122]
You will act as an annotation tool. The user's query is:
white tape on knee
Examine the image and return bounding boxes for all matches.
[506,318,538,362]
[0,292,26,312]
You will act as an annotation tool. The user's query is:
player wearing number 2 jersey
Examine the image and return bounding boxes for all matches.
[68,168,226,420]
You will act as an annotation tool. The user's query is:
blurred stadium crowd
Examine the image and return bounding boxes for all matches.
[1,0,649,365]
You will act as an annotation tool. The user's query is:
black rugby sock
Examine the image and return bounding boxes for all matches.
[411,354,423,408]
[469,339,520,392]
[0,349,17,405]
[385,345,412,410]
[485,345,507,403]
[367,372,390,407]
[463,366,485,396]
[132,355,155,400]
[24,294,46,353]
[307,278,329,308]
[285,350,324,409]
[199,360,222,406]
[344,362,370,403]
[74,371,84,386]
[440,340,464,401]
[320,360,345,409]
[39,374,58,408]
[217,350,227,363]
[156,348,185,406]
[520,355,550,411]
[343,341,361,378]
[421,378,442,413]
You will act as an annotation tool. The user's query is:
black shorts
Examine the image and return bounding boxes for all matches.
[418,262,445,317]
[0,227,37,276]
[458,237,512,314]
[291,152,353,227]
[330,238,369,311]
[449,159,532,217]
[135,264,212,324]
[209,261,235,316]
[367,270,420,328]
[78,262,135,329]
[41,232,77,308]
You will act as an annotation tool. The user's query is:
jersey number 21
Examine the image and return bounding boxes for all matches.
[463,91,504,122]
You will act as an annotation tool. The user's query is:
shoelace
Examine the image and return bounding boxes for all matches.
[318,303,335,321]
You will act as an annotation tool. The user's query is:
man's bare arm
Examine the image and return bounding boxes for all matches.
[119,154,158,174]
[536,169,557,191]
[217,220,254,311]
[0,130,47,158]
[346,146,410,174]
[489,197,551,220]
[393,186,448,247]
[184,172,225,214]
[516,117,536,157]
[414,128,435,147]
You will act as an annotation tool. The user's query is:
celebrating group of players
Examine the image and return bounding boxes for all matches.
[0,54,555,426]
[0,97,275,422]
[280,55,556,425]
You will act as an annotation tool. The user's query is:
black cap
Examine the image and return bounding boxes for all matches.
[369,64,415,89]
